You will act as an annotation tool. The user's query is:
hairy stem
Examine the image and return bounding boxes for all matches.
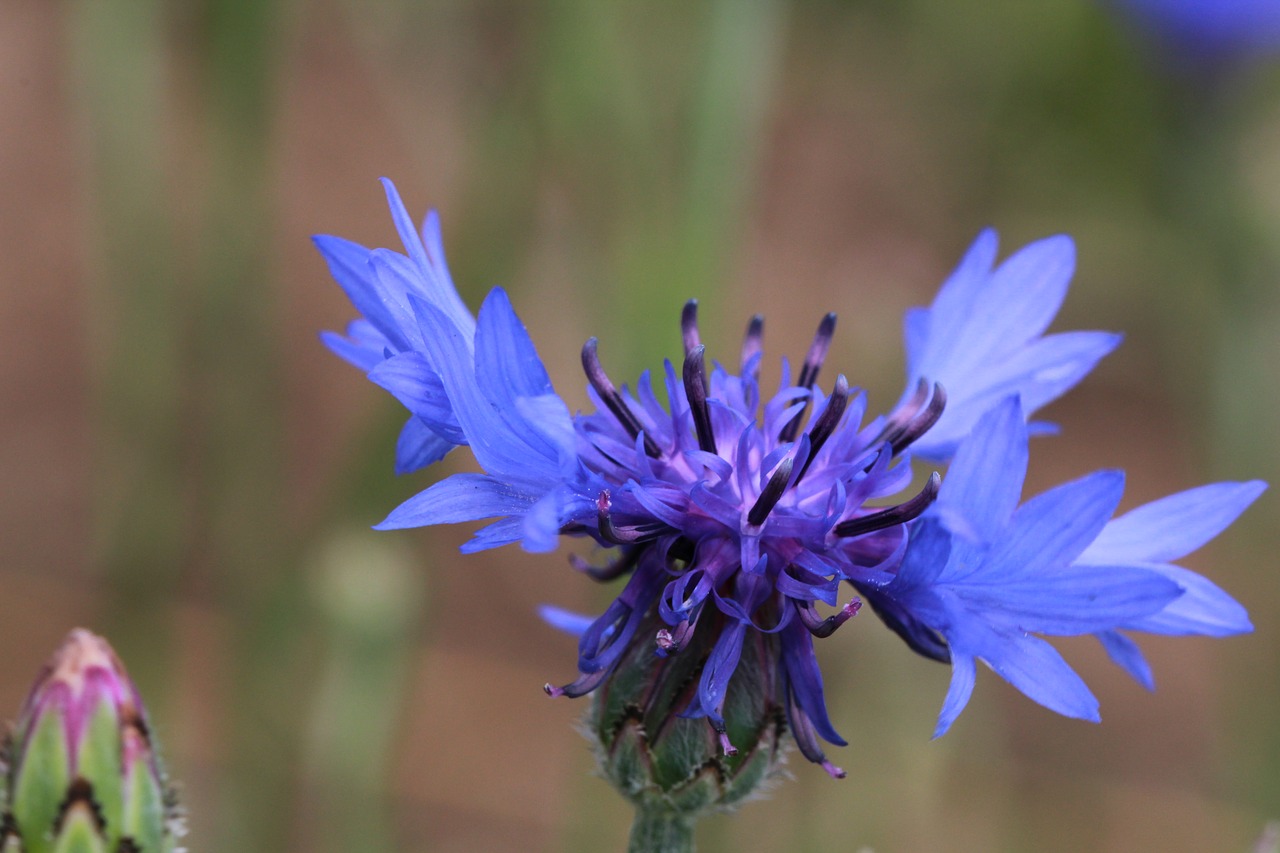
[627,801,697,853]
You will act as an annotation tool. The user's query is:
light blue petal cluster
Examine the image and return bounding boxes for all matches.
[1078,479,1264,687]
[903,231,1121,459]
[880,398,1259,735]
[317,180,595,552]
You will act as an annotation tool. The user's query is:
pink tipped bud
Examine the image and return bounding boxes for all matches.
[2,629,183,852]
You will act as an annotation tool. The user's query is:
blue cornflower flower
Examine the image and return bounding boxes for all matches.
[318,179,1262,779]
[1110,0,1280,66]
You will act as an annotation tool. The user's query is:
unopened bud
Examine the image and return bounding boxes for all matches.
[589,607,787,820]
[1,629,182,852]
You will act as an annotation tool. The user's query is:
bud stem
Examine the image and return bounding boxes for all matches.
[627,801,697,853]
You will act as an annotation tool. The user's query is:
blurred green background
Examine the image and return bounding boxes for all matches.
[3,0,1279,850]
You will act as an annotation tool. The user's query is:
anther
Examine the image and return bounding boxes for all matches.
[596,491,664,545]
[741,314,764,375]
[798,312,837,390]
[796,598,862,638]
[682,345,718,454]
[655,619,696,655]
[747,456,795,526]
[833,471,941,538]
[795,374,849,482]
[681,299,701,356]
[582,337,662,457]
[780,312,837,442]
[877,380,946,455]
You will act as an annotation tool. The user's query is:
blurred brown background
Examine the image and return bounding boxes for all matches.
[3,0,1279,850]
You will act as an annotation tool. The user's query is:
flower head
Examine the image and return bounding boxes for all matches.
[318,179,1262,780]
[2,629,182,853]
[1110,0,1280,68]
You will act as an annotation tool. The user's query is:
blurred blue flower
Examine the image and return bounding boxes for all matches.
[318,179,1262,775]
[1112,0,1280,66]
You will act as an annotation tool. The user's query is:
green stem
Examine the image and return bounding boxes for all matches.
[627,801,697,853]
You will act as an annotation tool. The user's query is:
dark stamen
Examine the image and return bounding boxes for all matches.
[786,688,846,778]
[795,374,849,482]
[582,337,661,457]
[747,456,795,526]
[569,548,640,582]
[887,383,946,455]
[796,598,862,638]
[681,299,701,355]
[797,312,837,389]
[682,345,717,454]
[545,667,611,698]
[597,491,665,545]
[779,313,837,442]
[877,380,946,456]
[741,314,764,374]
[833,471,941,538]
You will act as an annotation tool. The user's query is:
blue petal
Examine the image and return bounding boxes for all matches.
[522,490,563,553]
[475,288,574,468]
[980,629,1100,723]
[1080,480,1267,564]
[958,563,1182,635]
[460,516,526,553]
[475,287,554,398]
[684,622,748,720]
[914,332,1121,457]
[905,231,1118,459]
[901,307,931,380]
[943,235,1076,377]
[381,177,433,273]
[538,604,596,638]
[320,321,389,372]
[906,229,1000,378]
[935,397,1027,542]
[374,473,538,530]
[1120,564,1252,636]
[368,352,464,444]
[983,470,1125,578]
[380,179,476,336]
[313,234,411,351]
[394,417,456,475]
[933,652,976,738]
[1096,630,1155,691]
[892,518,956,590]
[780,622,847,745]
[408,295,542,479]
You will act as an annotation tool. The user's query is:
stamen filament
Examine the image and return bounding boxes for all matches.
[747,456,795,526]
[780,312,837,442]
[582,337,662,457]
[795,374,849,482]
[795,598,862,638]
[741,314,764,375]
[682,345,718,454]
[833,471,941,538]
[681,299,701,356]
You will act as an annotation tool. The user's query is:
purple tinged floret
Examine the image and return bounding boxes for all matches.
[318,180,1264,775]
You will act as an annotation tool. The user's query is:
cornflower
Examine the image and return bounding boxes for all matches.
[318,180,1261,809]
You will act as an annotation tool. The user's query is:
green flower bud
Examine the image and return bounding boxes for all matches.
[1,630,183,853]
[588,606,787,821]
